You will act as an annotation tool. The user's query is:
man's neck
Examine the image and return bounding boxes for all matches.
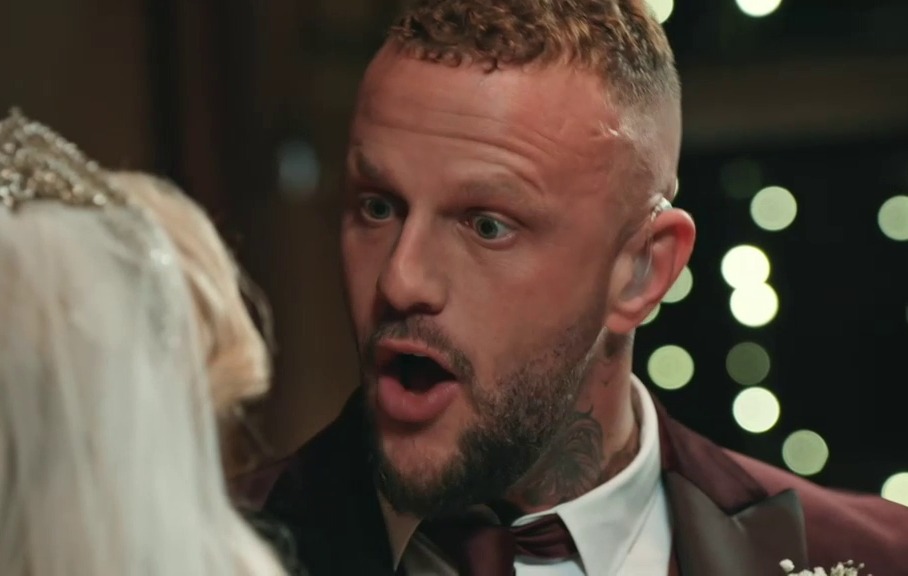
[503,351,640,515]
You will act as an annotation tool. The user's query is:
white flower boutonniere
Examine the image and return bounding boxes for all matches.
[780,558,871,576]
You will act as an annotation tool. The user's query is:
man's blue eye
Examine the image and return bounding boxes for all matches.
[361,197,394,221]
[470,215,513,240]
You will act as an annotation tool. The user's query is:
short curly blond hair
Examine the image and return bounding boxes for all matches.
[389,0,679,108]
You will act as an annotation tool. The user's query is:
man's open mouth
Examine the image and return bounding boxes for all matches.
[379,351,457,392]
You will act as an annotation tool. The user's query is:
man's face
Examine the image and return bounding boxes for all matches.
[341,46,635,516]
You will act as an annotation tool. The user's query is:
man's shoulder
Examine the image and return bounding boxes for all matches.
[232,391,397,575]
[230,393,364,511]
[723,448,908,570]
[656,398,907,570]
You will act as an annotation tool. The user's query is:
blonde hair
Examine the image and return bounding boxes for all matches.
[0,191,284,575]
[107,172,272,414]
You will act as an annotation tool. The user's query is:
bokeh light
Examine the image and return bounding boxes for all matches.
[277,139,321,200]
[645,0,674,24]
[751,185,797,231]
[726,342,771,386]
[878,195,908,241]
[663,266,693,304]
[732,387,780,433]
[647,345,695,391]
[721,245,771,289]
[730,283,779,327]
[782,430,829,476]
[735,0,783,18]
[640,303,661,326]
[882,473,908,506]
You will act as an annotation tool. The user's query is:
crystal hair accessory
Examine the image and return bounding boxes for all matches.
[0,108,125,211]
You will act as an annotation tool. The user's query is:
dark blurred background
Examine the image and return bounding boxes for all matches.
[3,0,906,501]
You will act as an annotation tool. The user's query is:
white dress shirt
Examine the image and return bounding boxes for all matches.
[381,377,673,576]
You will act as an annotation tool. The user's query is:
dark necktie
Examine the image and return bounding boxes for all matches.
[423,513,579,576]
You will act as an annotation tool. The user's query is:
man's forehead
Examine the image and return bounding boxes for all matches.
[363,47,623,127]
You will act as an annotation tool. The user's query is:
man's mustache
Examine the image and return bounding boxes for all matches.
[362,318,474,384]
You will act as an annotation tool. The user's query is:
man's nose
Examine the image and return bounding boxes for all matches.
[377,222,447,315]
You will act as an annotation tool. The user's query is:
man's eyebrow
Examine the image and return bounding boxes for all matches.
[349,149,543,204]
[456,176,541,202]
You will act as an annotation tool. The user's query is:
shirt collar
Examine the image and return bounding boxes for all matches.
[512,376,662,573]
[378,493,421,569]
[379,376,663,571]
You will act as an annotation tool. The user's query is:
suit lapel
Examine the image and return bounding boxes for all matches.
[655,400,808,576]
[665,473,807,575]
[264,389,397,576]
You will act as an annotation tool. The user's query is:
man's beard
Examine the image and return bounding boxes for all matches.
[362,316,602,519]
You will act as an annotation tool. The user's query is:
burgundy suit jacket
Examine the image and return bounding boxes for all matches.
[235,390,908,575]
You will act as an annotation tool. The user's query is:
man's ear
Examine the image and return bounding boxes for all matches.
[605,208,696,334]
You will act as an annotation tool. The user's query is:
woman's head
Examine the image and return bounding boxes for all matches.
[0,110,283,575]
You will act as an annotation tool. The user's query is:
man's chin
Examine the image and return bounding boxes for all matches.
[377,444,457,490]
[364,396,529,517]
[374,459,453,517]
[373,437,522,518]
